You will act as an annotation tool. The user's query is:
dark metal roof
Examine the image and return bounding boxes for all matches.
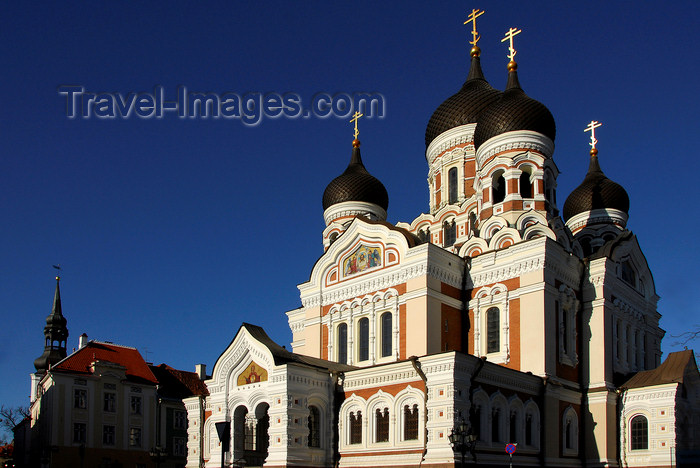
[425,54,502,148]
[242,323,356,373]
[622,350,698,389]
[149,363,209,398]
[322,145,389,211]
[473,69,556,149]
[562,153,629,221]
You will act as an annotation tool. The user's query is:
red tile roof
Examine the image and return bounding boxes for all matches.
[52,341,158,385]
[150,364,209,398]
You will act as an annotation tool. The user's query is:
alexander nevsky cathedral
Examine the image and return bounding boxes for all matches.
[179,12,700,468]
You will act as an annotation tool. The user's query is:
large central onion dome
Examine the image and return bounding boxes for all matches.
[562,148,629,221]
[425,47,502,148]
[474,61,556,149]
[322,140,389,212]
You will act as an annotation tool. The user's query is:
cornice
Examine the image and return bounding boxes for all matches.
[426,124,475,165]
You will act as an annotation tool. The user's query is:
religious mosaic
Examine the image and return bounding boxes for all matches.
[343,244,381,276]
[236,361,267,386]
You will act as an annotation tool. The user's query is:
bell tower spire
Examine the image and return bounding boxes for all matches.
[33,275,69,373]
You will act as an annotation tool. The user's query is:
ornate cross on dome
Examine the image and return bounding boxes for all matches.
[501,27,522,61]
[464,9,484,45]
[585,120,602,149]
[350,111,363,140]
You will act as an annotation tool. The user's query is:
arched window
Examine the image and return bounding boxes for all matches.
[510,411,517,443]
[448,167,458,204]
[337,323,348,364]
[308,406,320,448]
[630,415,648,450]
[404,404,419,440]
[621,260,636,287]
[562,407,578,455]
[492,408,501,443]
[381,312,392,358]
[519,171,532,198]
[492,172,506,204]
[486,307,500,353]
[375,407,389,442]
[444,220,456,247]
[329,232,339,245]
[349,411,362,445]
[525,413,533,446]
[418,227,430,243]
[358,318,369,362]
[472,405,482,441]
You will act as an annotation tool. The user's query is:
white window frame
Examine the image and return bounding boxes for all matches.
[473,284,509,363]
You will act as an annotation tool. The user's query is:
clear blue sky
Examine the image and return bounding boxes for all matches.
[2,1,699,423]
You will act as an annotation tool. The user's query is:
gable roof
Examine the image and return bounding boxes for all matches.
[51,341,158,385]
[150,364,209,399]
[241,323,355,372]
[623,350,698,389]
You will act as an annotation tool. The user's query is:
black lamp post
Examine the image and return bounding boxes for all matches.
[448,419,477,467]
[149,445,166,468]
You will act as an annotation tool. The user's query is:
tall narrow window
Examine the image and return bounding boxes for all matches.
[560,301,568,355]
[492,408,500,443]
[630,415,648,450]
[358,318,369,361]
[448,167,458,204]
[404,404,419,440]
[565,420,572,449]
[444,220,456,247]
[525,414,533,446]
[338,323,348,364]
[381,312,392,357]
[486,307,500,353]
[520,171,532,198]
[492,173,506,204]
[510,412,517,443]
[376,408,389,442]
[74,389,87,409]
[350,411,362,444]
[308,406,320,448]
[473,406,482,441]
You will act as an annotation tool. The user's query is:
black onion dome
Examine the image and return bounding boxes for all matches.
[474,66,556,149]
[425,53,502,148]
[322,143,389,212]
[562,151,629,221]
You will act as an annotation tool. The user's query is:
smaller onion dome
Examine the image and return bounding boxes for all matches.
[322,140,389,212]
[425,47,502,148]
[474,61,556,150]
[562,149,630,222]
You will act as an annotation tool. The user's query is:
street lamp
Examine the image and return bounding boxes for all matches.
[448,418,477,467]
[149,445,167,468]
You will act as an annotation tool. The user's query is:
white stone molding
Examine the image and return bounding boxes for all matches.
[488,227,522,251]
[558,285,579,367]
[566,208,628,234]
[323,201,387,226]
[561,406,579,456]
[476,131,554,168]
[426,124,476,165]
[473,284,510,363]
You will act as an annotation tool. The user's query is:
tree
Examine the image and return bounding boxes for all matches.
[0,404,30,442]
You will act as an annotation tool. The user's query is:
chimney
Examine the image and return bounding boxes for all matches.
[195,364,206,380]
[79,333,88,349]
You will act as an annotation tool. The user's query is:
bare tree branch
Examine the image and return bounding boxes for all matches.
[0,404,30,434]
[670,325,700,347]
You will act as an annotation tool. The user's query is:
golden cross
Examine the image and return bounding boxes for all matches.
[350,111,363,140]
[464,9,484,46]
[584,120,602,149]
[501,27,522,61]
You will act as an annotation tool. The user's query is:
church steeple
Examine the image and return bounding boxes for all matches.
[33,276,69,373]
